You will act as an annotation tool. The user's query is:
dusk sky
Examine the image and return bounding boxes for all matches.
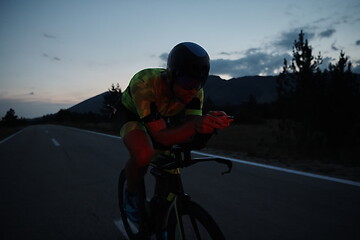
[1,0,359,118]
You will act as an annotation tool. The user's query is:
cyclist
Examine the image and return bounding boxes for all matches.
[120,42,233,223]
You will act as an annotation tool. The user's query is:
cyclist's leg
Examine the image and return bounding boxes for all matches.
[121,121,154,194]
[121,122,154,225]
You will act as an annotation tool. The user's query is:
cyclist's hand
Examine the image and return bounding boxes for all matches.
[207,111,234,129]
[195,112,233,134]
[195,115,218,134]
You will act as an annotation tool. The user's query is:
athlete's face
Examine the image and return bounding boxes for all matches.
[172,83,197,104]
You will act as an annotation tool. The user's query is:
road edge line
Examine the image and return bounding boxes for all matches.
[64,126,121,139]
[193,151,360,187]
[69,127,360,187]
[0,128,26,145]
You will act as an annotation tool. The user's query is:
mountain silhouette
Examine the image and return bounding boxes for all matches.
[68,92,108,114]
[205,75,277,106]
[68,75,278,114]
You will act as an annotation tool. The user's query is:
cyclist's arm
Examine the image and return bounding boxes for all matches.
[145,118,196,146]
[145,114,226,146]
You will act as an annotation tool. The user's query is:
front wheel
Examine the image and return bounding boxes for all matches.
[166,200,226,240]
[118,169,143,239]
[118,169,163,240]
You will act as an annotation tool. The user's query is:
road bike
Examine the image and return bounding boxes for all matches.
[118,144,232,240]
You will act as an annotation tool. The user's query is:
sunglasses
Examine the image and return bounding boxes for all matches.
[176,76,202,90]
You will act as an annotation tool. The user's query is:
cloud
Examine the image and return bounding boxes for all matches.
[244,48,261,55]
[157,26,355,78]
[313,17,331,24]
[320,57,334,69]
[218,50,244,56]
[210,51,291,77]
[42,53,61,61]
[351,60,360,74]
[43,33,57,39]
[356,40,360,46]
[159,53,168,62]
[319,29,336,38]
[218,52,232,56]
[331,42,339,51]
[274,28,316,50]
[352,60,360,74]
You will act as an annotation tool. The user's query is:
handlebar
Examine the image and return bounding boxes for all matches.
[149,130,233,175]
[152,146,232,175]
[190,157,233,175]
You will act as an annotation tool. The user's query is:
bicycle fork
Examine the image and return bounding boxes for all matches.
[151,167,189,239]
[163,188,191,240]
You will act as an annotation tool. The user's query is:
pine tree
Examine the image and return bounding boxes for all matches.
[325,51,360,149]
[2,108,18,122]
[102,83,123,117]
[276,30,325,152]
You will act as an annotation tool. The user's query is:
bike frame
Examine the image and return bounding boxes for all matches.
[145,148,232,237]
[148,163,186,234]
[119,146,232,239]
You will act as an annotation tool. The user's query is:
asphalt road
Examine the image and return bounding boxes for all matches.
[1,125,359,240]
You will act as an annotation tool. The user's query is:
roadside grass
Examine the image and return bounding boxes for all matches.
[205,120,360,181]
[0,126,26,141]
[207,120,293,159]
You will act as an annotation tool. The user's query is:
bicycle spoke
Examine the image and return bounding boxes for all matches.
[127,220,140,233]
[177,214,186,240]
[168,201,225,240]
[189,215,202,240]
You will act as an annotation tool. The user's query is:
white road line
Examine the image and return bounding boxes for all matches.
[193,151,360,187]
[114,219,157,239]
[51,138,60,146]
[113,219,129,239]
[66,126,121,139]
[71,127,360,187]
[0,128,26,144]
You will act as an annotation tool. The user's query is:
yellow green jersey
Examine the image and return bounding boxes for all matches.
[121,68,203,121]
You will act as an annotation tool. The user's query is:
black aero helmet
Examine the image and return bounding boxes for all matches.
[167,42,210,90]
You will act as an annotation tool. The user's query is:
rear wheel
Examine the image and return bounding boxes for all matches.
[167,200,226,240]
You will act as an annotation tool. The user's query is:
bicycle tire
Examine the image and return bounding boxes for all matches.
[166,200,226,240]
[118,169,143,239]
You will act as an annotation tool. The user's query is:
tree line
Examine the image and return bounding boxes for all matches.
[275,31,359,159]
[205,31,359,160]
[0,108,27,127]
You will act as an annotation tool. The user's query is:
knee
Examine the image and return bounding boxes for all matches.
[132,147,154,168]
[123,129,154,168]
